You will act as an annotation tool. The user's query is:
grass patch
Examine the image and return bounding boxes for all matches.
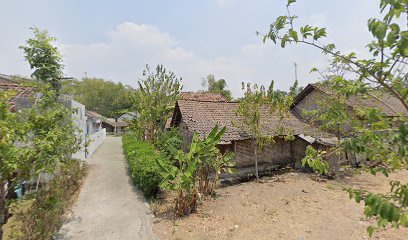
[122,135,168,199]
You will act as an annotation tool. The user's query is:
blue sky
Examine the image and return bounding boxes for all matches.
[0,0,379,97]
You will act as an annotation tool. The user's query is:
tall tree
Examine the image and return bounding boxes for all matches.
[204,74,233,101]
[129,64,182,141]
[20,27,64,96]
[263,0,408,235]
[0,27,80,238]
[62,78,134,118]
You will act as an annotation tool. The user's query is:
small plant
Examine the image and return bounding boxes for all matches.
[301,146,330,175]
[156,126,235,216]
[6,160,84,240]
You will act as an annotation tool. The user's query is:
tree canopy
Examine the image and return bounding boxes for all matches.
[129,64,182,141]
[62,78,134,118]
[203,74,233,101]
[264,0,408,235]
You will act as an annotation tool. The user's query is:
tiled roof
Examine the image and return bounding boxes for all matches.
[103,118,128,127]
[180,92,228,101]
[0,83,37,111]
[172,100,333,144]
[0,83,36,98]
[293,84,408,116]
[86,110,104,119]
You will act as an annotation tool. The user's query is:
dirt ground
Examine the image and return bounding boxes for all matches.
[153,170,408,240]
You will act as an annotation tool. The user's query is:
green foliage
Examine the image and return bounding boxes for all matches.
[264,0,408,235]
[346,181,408,236]
[129,64,182,141]
[20,27,64,94]
[61,78,134,118]
[204,74,233,101]
[122,135,167,198]
[301,146,329,175]
[7,161,84,240]
[154,127,183,159]
[0,27,83,239]
[236,81,297,178]
[156,126,235,216]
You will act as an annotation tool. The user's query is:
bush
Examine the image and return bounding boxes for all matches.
[5,160,84,240]
[154,127,183,158]
[122,135,167,198]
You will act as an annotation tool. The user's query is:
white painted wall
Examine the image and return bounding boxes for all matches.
[67,100,106,160]
[86,128,107,158]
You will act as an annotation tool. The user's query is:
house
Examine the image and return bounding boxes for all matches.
[117,112,137,122]
[170,99,337,174]
[292,83,408,120]
[165,92,229,129]
[85,110,103,134]
[102,118,128,134]
[0,74,106,160]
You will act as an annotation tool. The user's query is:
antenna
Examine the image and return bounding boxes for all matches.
[294,62,298,81]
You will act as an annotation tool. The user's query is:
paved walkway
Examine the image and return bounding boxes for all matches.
[58,137,156,240]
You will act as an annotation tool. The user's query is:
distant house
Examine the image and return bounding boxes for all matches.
[292,83,408,120]
[102,117,128,134]
[170,99,337,174]
[85,110,103,134]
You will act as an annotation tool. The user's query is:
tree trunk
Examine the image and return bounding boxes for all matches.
[254,141,259,180]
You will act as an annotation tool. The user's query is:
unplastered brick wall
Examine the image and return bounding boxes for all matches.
[234,138,293,168]
[178,119,193,152]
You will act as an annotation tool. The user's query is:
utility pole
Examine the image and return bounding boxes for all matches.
[294,62,298,81]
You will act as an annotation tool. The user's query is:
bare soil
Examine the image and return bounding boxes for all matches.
[153,170,408,240]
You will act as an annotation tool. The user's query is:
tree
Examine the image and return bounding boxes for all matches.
[61,78,134,118]
[20,27,64,96]
[0,27,81,238]
[236,81,295,179]
[129,64,182,141]
[203,74,233,101]
[267,79,303,102]
[263,0,408,235]
[0,91,27,235]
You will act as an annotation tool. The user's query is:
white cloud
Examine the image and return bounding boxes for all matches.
[5,21,329,98]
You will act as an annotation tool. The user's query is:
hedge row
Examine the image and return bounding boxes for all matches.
[122,135,166,198]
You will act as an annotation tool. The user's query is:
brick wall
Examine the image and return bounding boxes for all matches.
[234,138,293,168]
[293,89,325,119]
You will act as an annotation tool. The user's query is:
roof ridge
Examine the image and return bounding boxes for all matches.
[178,99,238,103]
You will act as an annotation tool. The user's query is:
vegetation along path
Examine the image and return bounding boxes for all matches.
[58,136,156,240]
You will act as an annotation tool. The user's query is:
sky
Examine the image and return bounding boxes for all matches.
[0,0,380,98]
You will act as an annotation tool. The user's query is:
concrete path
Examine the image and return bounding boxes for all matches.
[58,137,156,240]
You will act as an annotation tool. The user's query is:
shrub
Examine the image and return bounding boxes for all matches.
[6,160,84,240]
[122,135,167,198]
[156,126,235,216]
[154,127,183,158]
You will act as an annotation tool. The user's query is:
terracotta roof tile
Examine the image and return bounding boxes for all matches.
[0,83,37,111]
[294,84,407,116]
[173,100,333,144]
[180,92,228,101]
